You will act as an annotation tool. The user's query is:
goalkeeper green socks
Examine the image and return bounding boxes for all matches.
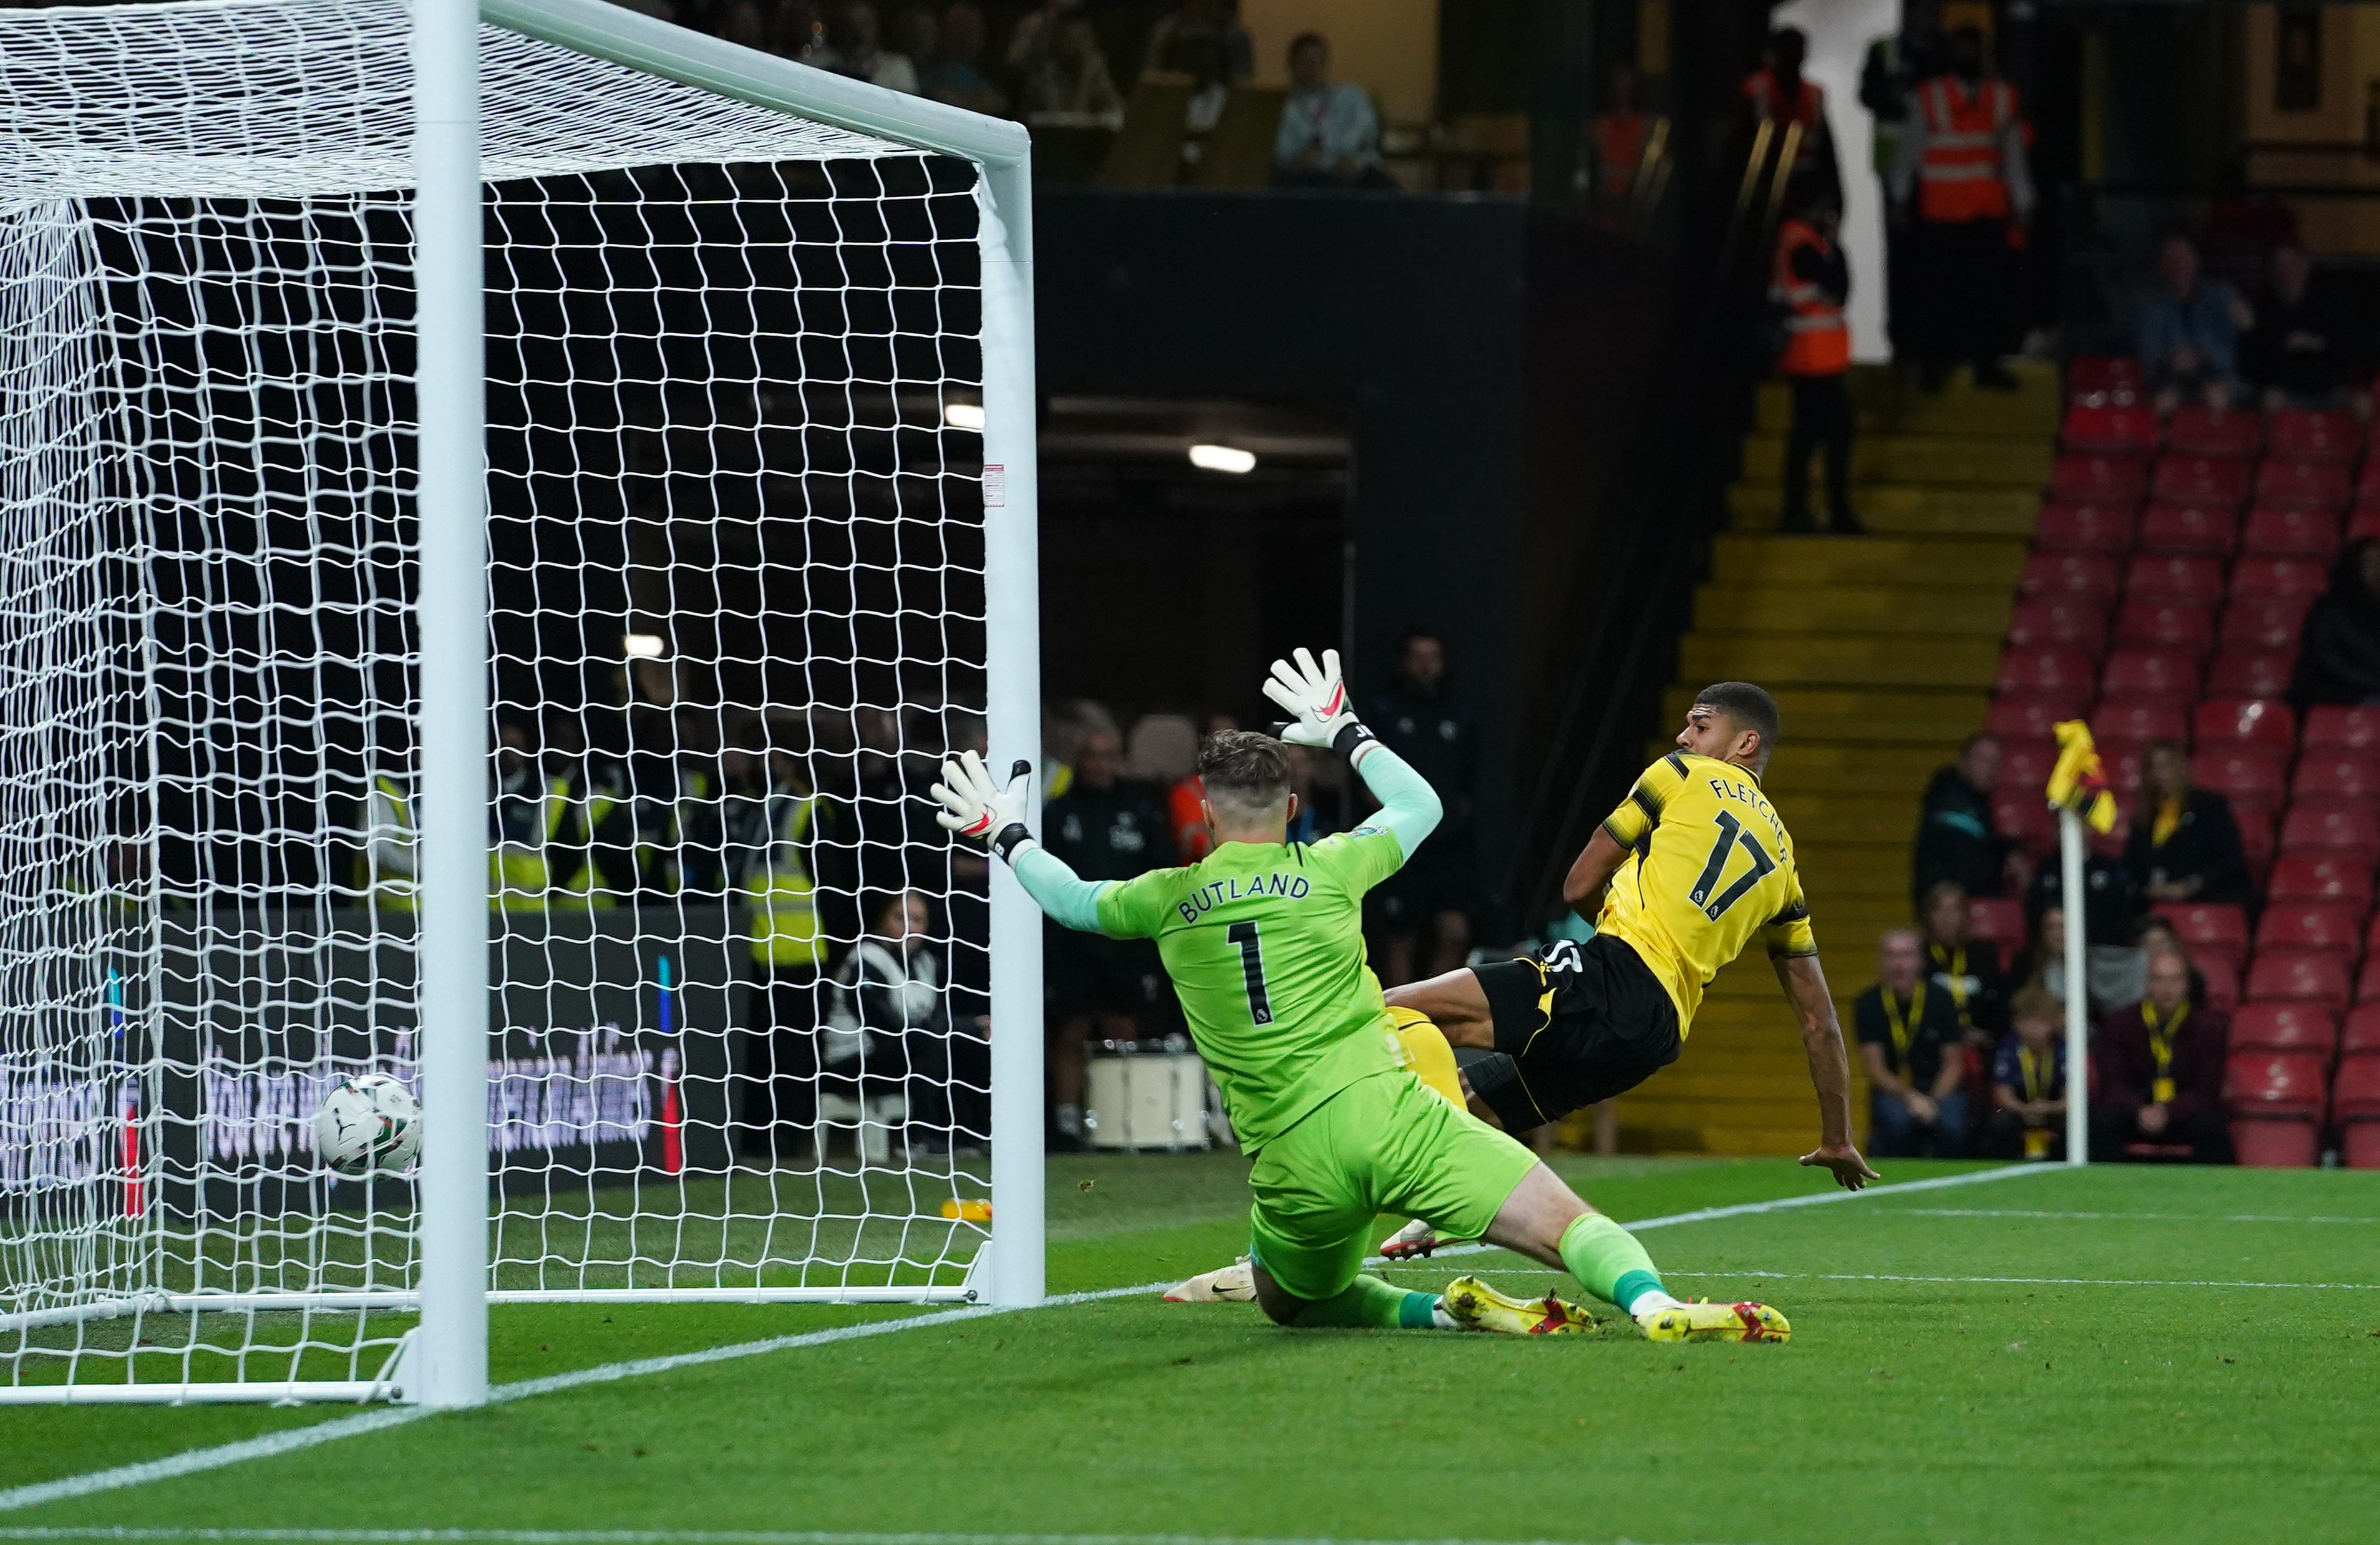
[1289,1274,1447,1330]
[1558,1211,1678,1316]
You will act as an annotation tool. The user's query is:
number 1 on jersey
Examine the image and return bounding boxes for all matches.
[1688,811,1776,922]
[1226,920,1273,1025]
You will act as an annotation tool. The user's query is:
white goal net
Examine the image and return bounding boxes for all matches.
[0,0,1037,1403]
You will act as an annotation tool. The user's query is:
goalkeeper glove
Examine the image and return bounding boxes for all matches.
[931,751,1037,863]
[1261,646,1377,759]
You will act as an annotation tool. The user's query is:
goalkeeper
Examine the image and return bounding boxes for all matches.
[933,650,1787,1343]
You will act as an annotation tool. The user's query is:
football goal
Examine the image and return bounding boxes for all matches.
[0,0,1042,1406]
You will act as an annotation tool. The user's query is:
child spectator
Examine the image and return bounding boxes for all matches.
[1985,986,2069,1159]
[2093,947,2230,1164]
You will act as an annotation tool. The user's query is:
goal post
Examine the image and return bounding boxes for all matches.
[0,0,1042,1406]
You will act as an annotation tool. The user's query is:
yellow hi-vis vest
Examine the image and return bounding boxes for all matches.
[492,770,584,912]
[742,791,825,968]
[361,774,419,912]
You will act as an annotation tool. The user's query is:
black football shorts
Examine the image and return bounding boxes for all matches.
[1460,933,1683,1132]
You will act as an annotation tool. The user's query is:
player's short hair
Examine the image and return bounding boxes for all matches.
[1198,729,1291,816]
[2009,985,2061,1028]
[1692,681,1781,751]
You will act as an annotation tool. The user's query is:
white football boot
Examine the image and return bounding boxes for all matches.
[1162,1256,1255,1303]
[1377,1217,1455,1260]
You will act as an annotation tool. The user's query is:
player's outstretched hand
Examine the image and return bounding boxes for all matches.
[1261,647,1359,749]
[1799,1142,1880,1191]
[931,750,1035,862]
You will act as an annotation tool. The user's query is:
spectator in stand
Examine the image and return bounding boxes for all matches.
[1858,0,1939,360]
[1920,878,2008,1043]
[2244,240,2366,415]
[1367,630,1478,985]
[2137,233,2251,414]
[920,2,1005,114]
[1911,732,2004,903]
[1744,29,1840,207]
[1772,188,1861,535]
[1040,723,1175,1148]
[1165,713,1235,862]
[2293,537,2380,706]
[1273,33,1391,190]
[1144,0,1252,132]
[1016,8,1120,119]
[2093,947,2229,1164]
[823,889,975,1156]
[1854,928,1969,1157]
[2025,847,2145,1010]
[832,1,920,92]
[1283,743,1343,844]
[2124,739,2250,907]
[1984,985,2069,1160]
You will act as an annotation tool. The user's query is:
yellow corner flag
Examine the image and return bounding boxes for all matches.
[2047,719,2118,835]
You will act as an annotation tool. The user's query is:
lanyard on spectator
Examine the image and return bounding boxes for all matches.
[1928,941,1969,1012]
[2019,1044,2055,1103]
[2142,1000,2185,1105]
[1882,980,1925,1067]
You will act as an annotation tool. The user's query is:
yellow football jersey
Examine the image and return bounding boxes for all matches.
[1595,751,1818,1031]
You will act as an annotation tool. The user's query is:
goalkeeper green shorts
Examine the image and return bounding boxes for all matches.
[1245,1068,1540,1303]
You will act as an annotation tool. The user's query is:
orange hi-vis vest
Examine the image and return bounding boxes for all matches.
[1591,110,1651,201]
[1772,218,1849,377]
[1915,74,2018,222]
[1744,69,1825,130]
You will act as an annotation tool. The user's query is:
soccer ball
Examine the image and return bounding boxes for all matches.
[315,1072,422,1177]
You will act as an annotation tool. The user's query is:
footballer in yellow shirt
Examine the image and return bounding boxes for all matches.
[1383,681,1876,1238]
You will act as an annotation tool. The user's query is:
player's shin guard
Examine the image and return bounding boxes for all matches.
[1557,1212,1671,1315]
[1290,1274,1447,1329]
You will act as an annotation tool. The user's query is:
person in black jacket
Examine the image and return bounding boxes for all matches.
[1920,879,2008,1045]
[2124,739,2250,907]
[1366,630,1478,985]
[2293,539,2380,708]
[1911,733,2005,904]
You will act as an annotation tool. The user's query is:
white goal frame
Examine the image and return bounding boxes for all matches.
[0,0,1044,1408]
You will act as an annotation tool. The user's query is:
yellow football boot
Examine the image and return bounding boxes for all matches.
[1636,1298,1791,1344]
[1442,1275,1598,1337]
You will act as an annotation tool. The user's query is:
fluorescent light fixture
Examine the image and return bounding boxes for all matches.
[1188,443,1256,474]
[622,633,667,659]
[944,402,986,431]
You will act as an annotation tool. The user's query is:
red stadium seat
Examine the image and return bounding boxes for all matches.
[2124,553,2226,605]
[2068,354,2144,399]
[2097,744,2148,801]
[2061,402,2158,456]
[2090,698,2190,748]
[2235,798,2278,870]
[2165,407,2263,460]
[2098,650,2201,703]
[1994,738,2059,792]
[2224,1052,2330,1166]
[2245,949,2354,1011]
[2280,802,2380,859]
[2359,955,2380,1007]
[2007,599,2110,658]
[1985,693,2088,739]
[2034,502,2138,555]
[2189,744,2286,806]
[2204,648,2297,699]
[2111,599,2215,657]
[1968,896,2028,951]
[2217,595,2314,651]
[2356,456,2380,500]
[2228,1002,2340,1056]
[2345,1005,2380,1052]
[2366,910,2380,957]
[2154,900,2248,962]
[2266,854,2376,912]
[2291,750,2380,807]
[2202,952,2243,1011]
[2231,556,2330,604]
[2238,504,2343,563]
[2019,551,2124,604]
[2049,454,2149,507]
[1997,646,2097,697]
[2252,459,2352,512]
[2135,501,2239,557]
[2350,502,2380,544]
[2192,697,2296,749]
[2255,902,2366,957]
[2268,407,2365,464]
[1991,790,2055,855]
[2302,705,2380,750]
[2338,1055,2380,1168]
[2150,454,2253,507]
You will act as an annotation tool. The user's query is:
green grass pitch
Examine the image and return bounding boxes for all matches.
[4,1155,2377,1545]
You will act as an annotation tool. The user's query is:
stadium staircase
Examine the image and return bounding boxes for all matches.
[1606,361,2061,1154]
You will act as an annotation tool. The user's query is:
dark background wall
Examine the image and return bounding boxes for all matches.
[1033,187,1673,927]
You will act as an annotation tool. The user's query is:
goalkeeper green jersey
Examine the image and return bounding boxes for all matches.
[1011,746,1439,1150]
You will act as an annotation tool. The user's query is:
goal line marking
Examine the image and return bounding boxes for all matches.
[0,1164,2050,1517]
[0,1523,1751,1533]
